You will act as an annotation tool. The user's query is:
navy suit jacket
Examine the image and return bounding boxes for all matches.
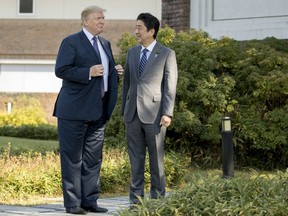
[53,30,118,121]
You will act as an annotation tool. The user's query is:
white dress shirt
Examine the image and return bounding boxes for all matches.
[83,27,109,92]
[140,40,157,60]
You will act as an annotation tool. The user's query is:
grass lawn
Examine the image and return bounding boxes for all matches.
[0,136,59,155]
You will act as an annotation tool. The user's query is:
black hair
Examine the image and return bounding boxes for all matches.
[137,13,160,39]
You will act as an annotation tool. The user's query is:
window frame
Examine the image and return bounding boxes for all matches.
[18,0,35,16]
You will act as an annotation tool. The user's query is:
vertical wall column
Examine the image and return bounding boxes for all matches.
[162,0,190,31]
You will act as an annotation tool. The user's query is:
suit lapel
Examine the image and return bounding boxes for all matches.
[134,46,142,81]
[139,42,162,79]
[79,31,101,63]
[98,36,113,62]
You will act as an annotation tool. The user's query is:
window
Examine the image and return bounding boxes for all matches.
[18,0,34,14]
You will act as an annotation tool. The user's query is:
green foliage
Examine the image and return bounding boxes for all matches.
[0,143,188,204]
[116,27,288,169]
[0,136,59,155]
[101,148,130,193]
[157,26,176,46]
[101,147,189,194]
[0,95,57,140]
[0,124,58,140]
[120,170,288,215]
[104,94,126,149]
[116,32,138,66]
[229,39,288,168]
[0,95,47,126]
[0,146,61,204]
[261,37,288,53]
[163,151,190,187]
[0,106,47,126]
[2,28,288,173]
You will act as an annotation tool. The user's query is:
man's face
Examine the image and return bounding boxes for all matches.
[84,11,105,35]
[135,20,154,47]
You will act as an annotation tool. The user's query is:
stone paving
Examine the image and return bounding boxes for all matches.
[0,196,130,216]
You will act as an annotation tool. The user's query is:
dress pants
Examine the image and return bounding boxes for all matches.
[125,112,167,204]
[57,115,106,208]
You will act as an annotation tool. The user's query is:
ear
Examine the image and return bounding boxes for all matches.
[83,19,88,26]
[149,28,155,36]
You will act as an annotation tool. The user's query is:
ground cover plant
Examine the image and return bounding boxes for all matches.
[0,139,287,215]
[119,169,288,215]
[0,139,189,205]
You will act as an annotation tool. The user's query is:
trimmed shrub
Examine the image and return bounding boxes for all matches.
[116,29,288,170]
[0,124,58,140]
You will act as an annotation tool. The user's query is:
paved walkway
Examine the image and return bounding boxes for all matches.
[0,196,130,216]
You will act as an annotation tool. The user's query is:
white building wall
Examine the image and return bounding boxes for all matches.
[190,0,288,40]
[0,60,61,93]
[0,0,161,93]
[1,0,287,93]
[0,0,162,20]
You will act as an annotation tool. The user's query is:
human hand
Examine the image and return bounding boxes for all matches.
[160,115,172,127]
[115,64,124,75]
[90,64,104,77]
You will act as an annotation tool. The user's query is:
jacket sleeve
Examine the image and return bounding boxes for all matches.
[162,50,178,117]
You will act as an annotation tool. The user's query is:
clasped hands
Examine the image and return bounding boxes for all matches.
[90,64,124,77]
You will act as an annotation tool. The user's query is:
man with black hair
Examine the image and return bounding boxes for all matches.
[122,13,178,205]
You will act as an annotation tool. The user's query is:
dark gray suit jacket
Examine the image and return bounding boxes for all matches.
[122,42,178,124]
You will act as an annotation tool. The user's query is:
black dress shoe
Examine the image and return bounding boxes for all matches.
[66,207,87,215]
[129,203,140,211]
[82,205,108,213]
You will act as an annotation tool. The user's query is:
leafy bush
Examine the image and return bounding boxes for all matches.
[0,95,47,126]
[101,148,131,193]
[101,147,189,194]
[116,29,288,170]
[2,30,288,170]
[0,124,58,140]
[120,170,288,215]
[0,94,58,140]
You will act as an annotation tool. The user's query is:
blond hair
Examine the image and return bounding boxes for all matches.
[81,6,106,26]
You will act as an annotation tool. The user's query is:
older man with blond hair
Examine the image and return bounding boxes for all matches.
[53,5,123,215]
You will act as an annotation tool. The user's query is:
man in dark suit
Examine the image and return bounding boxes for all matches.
[122,13,178,205]
[53,5,123,215]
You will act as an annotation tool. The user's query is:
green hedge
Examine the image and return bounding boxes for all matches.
[1,28,288,170]
[115,29,288,170]
[0,124,58,140]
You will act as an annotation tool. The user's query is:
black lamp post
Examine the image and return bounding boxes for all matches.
[221,116,234,178]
